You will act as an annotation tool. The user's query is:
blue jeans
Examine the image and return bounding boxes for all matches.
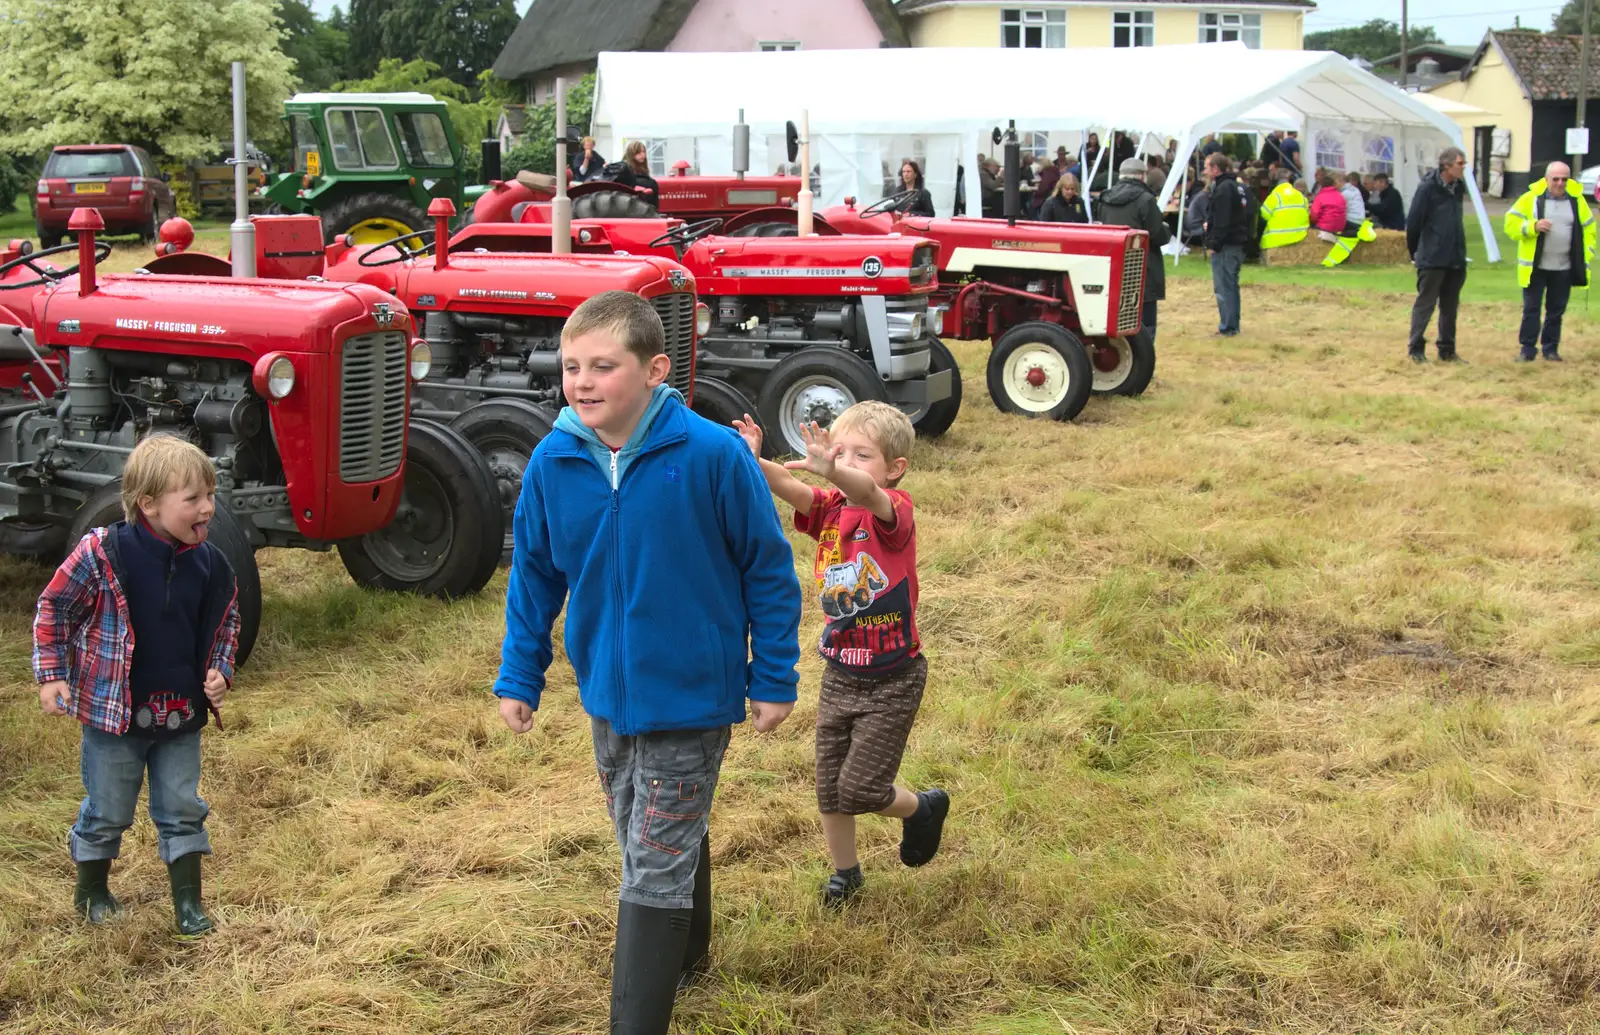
[1210,245,1244,334]
[592,718,729,909]
[1520,267,1573,356]
[70,726,210,864]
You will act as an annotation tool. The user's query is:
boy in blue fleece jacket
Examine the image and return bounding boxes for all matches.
[494,290,802,1035]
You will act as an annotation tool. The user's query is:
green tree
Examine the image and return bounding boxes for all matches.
[504,74,596,177]
[0,0,298,161]
[1305,19,1441,62]
[279,0,349,93]
[379,0,519,89]
[344,0,391,80]
[1554,1,1599,33]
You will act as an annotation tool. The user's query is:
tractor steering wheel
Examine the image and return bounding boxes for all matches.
[860,191,915,218]
[647,218,724,253]
[357,229,436,267]
[0,241,114,290]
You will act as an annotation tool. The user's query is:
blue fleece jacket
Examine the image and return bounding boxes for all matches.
[494,385,802,735]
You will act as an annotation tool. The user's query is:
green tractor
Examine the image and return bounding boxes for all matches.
[262,92,490,245]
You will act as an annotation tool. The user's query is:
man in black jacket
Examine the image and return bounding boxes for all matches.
[1405,147,1470,363]
[1367,172,1405,230]
[1097,158,1172,343]
[1203,153,1251,336]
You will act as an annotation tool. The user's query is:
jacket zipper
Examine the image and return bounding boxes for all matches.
[610,449,626,733]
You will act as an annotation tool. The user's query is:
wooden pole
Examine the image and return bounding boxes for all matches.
[1399,0,1408,92]
[1576,0,1594,171]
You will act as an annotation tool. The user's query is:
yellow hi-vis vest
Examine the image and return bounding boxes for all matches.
[1260,182,1309,249]
[1505,177,1596,288]
[1322,219,1377,267]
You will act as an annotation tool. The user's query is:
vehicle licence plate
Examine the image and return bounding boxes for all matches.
[71,182,107,194]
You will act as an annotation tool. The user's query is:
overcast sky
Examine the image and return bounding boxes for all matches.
[311,0,1568,47]
[1303,0,1564,45]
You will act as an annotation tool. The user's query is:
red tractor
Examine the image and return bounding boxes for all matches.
[144,205,703,557]
[450,205,957,457]
[0,211,505,663]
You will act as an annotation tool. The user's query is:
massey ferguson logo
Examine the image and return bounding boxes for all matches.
[668,269,688,290]
[372,303,395,328]
[861,256,883,278]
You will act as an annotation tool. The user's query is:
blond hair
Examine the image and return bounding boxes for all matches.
[562,290,666,365]
[121,435,216,522]
[832,401,914,485]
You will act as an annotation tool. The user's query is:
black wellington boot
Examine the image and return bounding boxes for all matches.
[73,859,121,924]
[610,900,693,1035]
[167,853,214,937]
[678,834,712,991]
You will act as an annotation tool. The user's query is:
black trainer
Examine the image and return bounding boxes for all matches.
[899,790,950,867]
[822,866,864,910]
[1409,352,1427,364]
[1545,352,1565,362]
[1438,352,1467,364]
[1516,352,1537,363]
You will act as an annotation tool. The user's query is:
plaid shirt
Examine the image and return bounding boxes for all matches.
[33,528,240,735]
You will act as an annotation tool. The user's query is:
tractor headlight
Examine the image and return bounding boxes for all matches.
[579,228,593,244]
[885,311,925,342]
[253,353,297,400]
[695,302,712,336]
[409,339,432,381]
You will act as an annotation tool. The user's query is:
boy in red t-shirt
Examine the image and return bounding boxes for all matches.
[735,402,949,907]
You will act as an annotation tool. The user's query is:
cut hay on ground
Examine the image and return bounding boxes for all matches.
[3,273,1600,1034]
[1263,227,1411,267]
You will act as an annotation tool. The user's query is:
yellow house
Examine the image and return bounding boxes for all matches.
[897,0,1312,51]
[1426,30,1586,199]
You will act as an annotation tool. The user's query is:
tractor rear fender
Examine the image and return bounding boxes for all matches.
[719,207,842,236]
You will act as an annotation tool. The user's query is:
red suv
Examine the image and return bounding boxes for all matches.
[34,144,176,248]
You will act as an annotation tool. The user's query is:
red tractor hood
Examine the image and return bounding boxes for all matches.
[679,236,938,297]
[885,216,1140,270]
[32,275,408,355]
[394,252,691,313]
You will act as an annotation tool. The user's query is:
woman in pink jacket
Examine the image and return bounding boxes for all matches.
[1309,172,1348,234]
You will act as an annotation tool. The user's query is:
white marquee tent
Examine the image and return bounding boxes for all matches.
[590,43,1498,262]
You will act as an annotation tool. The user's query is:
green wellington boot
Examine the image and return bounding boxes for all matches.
[73,860,121,924]
[610,900,692,1035]
[678,834,712,991]
[167,853,215,937]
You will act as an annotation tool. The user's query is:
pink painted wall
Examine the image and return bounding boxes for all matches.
[666,0,887,51]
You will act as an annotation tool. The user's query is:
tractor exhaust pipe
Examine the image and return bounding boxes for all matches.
[732,109,749,181]
[1002,120,1020,228]
[551,77,571,255]
[797,109,813,237]
[230,61,256,278]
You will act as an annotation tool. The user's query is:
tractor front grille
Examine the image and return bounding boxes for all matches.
[339,331,408,483]
[1117,240,1148,338]
[651,292,696,393]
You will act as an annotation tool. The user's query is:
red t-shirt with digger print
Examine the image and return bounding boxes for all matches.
[794,486,920,675]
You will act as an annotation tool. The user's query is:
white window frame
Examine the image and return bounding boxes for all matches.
[1199,11,1262,49]
[1314,131,1345,172]
[1000,8,1066,49]
[1364,136,1395,176]
[1112,10,1155,49]
[758,40,801,52]
[645,139,668,176]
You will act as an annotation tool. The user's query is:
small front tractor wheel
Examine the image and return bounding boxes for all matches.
[903,338,963,438]
[986,321,1094,422]
[337,419,503,598]
[318,192,430,247]
[67,483,262,668]
[1088,332,1156,397]
[0,518,69,563]
[757,347,887,457]
[689,375,757,431]
[571,189,658,220]
[450,399,556,564]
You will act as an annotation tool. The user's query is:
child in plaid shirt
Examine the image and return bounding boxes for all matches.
[34,436,240,935]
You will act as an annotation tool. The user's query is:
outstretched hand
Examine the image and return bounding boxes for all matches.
[732,413,763,459]
[783,422,841,479]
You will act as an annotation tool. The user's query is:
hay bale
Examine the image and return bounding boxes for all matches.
[1261,228,1410,267]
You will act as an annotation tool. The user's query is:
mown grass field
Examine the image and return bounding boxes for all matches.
[5,208,1600,1033]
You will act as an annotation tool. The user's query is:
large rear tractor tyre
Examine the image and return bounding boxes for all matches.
[725,222,798,238]
[0,519,69,563]
[318,192,429,247]
[1088,332,1156,397]
[571,190,658,220]
[337,420,504,598]
[450,399,556,565]
[985,321,1094,422]
[66,484,262,668]
[757,348,887,457]
[904,338,962,438]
